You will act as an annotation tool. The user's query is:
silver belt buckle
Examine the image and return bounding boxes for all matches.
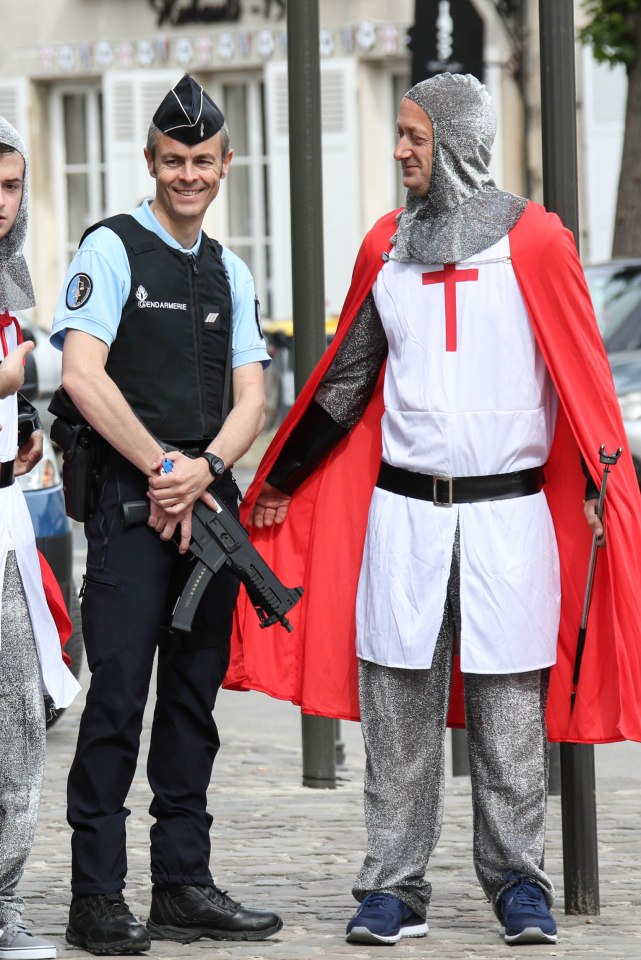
[433,474,454,507]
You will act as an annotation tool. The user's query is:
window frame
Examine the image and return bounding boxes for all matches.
[209,74,272,316]
[50,84,107,270]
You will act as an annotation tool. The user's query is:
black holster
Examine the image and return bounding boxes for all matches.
[49,387,106,522]
[17,393,41,447]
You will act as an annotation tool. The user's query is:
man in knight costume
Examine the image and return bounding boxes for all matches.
[227,75,641,946]
[0,116,81,960]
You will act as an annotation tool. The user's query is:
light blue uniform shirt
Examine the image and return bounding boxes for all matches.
[51,200,270,369]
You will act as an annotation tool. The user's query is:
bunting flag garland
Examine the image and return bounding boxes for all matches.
[320,28,335,58]
[32,21,403,73]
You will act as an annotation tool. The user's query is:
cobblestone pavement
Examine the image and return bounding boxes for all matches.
[22,444,641,960]
[22,679,641,960]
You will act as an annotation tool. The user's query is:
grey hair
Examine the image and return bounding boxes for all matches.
[146,120,230,160]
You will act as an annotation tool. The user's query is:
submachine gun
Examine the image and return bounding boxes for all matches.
[121,491,303,635]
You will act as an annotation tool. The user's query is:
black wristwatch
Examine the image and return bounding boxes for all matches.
[199,451,226,481]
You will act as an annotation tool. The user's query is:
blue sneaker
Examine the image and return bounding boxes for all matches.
[345,892,428,945]
[498,873,558,945]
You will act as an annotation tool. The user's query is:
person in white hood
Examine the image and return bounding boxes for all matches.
[0,114,80,960]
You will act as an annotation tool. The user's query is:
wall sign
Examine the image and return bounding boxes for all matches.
[148,0,286,28]
[408,0,484,85]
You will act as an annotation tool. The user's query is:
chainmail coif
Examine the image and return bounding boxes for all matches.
[392,73,528,265]
[0,115,35,311]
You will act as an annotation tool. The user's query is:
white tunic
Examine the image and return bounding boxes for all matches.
[355,235,561,674]
[0,322,80,708]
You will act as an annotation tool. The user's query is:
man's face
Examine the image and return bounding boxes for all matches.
[0,150,25,241]
[394,98,435,198]
[144,130,232,230]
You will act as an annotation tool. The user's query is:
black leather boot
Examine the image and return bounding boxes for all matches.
[66,893,151,955]
[147,884,283,942]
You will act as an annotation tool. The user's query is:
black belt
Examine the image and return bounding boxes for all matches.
[0,460,15,488]
[376,461,545,506]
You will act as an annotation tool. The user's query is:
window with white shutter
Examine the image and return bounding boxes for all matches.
[0,81,26,134]
[210,77,272,316]
[51,85,107,266]
[581,49,627,263]
[0,80,31,265]
[264,58,361,323]
[103,71,177,215]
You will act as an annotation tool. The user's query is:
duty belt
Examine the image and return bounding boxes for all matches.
[376,461,545,507]
[0,459,15,488]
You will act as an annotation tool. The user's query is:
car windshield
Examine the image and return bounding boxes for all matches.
[586,262,641,342]
[608,353,641,396]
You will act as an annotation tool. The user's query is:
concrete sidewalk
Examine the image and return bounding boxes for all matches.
[23,671,641,960]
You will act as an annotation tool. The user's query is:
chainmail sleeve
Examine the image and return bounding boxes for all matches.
[315,293,388,429]
[267,293,388,494]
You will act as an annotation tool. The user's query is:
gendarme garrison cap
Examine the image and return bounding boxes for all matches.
[153,74,224,145]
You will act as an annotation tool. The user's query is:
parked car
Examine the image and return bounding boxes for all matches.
[262,316,338,430]
[603,350,641,486]
[584,259,641,352]
[18,322,83,727]
[584,260,641,488]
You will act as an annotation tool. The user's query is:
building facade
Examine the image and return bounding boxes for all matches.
[0,0,623,328]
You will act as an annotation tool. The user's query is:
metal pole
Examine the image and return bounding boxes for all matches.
[539,0,600,916]
[301,714,336,789]
[548,742,561,796]
[287,0,336,790]
[287,0,327,376]
[451,728,470,777]
[559,744,600,913]
[335,719,346,767]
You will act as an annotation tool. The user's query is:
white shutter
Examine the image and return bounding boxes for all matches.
[0,80,27,134]
[264,61,291,323]
[0,80,32,268]
[581,50,627,263]
[265,58,361,323]
[319,59,360,318]
[103,71,176,215]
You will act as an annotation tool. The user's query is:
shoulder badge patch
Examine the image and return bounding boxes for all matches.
[66,273,93,310]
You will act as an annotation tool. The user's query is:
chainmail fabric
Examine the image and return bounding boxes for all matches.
[0,553,46,926]
[353,527,553,917]
[315,293,387,430]
[392,73,528,265]
[0,116,35,311]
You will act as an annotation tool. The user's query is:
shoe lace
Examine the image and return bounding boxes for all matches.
[506,879,546,911]
[360,892,404,916]
[200,884,240,913]
[93,894,132,920]
[1,923,28,938]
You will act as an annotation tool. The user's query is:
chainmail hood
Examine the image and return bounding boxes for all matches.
[392,73,527,264]
[0,115,35,310]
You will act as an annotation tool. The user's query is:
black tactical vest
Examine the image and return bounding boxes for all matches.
[84,214,233,448]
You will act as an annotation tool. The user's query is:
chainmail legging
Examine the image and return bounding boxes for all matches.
[353,599,553,919]
[0,552,46,926]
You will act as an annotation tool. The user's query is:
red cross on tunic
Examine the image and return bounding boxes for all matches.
[422,263,479,352]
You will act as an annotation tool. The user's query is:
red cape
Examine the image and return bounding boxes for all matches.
[38,551,72,665]
[227,202,641,744]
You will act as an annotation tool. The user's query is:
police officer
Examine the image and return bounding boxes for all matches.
[51,76,281,955]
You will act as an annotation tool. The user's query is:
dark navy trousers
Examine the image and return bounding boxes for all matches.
[67,458,240,895]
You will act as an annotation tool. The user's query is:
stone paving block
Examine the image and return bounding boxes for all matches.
[19,681,641,960]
